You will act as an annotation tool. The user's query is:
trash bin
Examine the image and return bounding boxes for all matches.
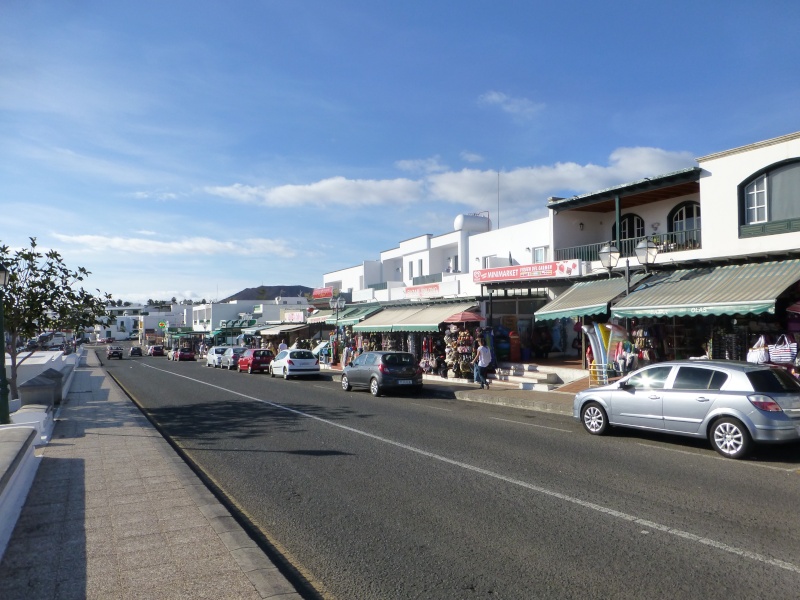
[19,373,58,407]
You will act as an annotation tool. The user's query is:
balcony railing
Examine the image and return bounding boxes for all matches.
[554,229,702,262]
[412,273,443,286]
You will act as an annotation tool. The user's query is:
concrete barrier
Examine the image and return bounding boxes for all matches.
[0,426,39,560]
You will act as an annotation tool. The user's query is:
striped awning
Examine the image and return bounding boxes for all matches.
[611,260,800,318]
[327,304,382,326]
[353,306,427,333]
[392,302,478,332]
[258,323,308,336]
[306,310,333,324]
[534,274,648,322]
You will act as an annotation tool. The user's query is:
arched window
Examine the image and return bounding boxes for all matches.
[611,213,644,241]
[739,159,800,227]
[668,201,701,248]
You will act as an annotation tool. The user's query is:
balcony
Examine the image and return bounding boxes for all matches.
[555,229,702,262]
[412,273,444,286]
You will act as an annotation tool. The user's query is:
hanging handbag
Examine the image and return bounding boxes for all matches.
[768,334,798,364]
[747,335,770,364]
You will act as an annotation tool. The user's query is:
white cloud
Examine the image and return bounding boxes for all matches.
[460,151,484,163]
[205,176,422,207]
[52,234,295,256]
[478,91,545,119]
[202,146,696,226]
[394,156,448,174]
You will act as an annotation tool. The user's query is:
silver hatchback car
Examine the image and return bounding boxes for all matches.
[574,359,800,459]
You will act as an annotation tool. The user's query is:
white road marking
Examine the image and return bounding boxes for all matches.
[491,417,572,433]
[410,403,452,412]
[140,362,800,575]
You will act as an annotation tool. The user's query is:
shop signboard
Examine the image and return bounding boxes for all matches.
[283,310,306,323]
[405,279,459,299]
[472,260,583,283]
[312,287,334,299]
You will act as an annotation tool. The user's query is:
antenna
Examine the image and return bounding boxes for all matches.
[497,171,500,230]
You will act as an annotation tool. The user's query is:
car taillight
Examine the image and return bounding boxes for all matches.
[315,358,319,365]
[287,359,294,365]
[378,363,387,374]
[415,365,423,376]
[748,394,783,412]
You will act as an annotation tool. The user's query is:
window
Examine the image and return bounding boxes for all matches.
[408,261,413,278]
[740,160,800,227]
[418,259,423,276]
[533,247,546,263]
[626,366,672,390]
[744,175,767,224]
[612,214,644,241]
[453,255,459,272]
[672,367,727,390]
[668,201,701,248]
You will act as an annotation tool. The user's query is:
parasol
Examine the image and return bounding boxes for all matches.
[442,311,485,323]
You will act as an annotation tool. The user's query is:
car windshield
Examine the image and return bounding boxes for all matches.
[747,368,800,393]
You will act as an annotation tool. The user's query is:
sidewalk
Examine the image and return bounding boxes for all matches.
[0,351,302,599]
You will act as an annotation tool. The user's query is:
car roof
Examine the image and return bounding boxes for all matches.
[639,359,776,372]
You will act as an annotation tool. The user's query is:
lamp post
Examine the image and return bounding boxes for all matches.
[598,238,658,295]
[329,296,346,364]
[0,263,10,424]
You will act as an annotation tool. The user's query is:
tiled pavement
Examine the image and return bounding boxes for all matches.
[0,351,302,600]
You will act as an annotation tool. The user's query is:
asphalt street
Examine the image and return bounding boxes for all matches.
[106,351,800,600]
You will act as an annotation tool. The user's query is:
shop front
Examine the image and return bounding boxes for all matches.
[608,259,800,375]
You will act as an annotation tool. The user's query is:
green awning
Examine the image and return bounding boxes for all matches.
[534,274,648,322]
[327,304,382,326]
[611,260,800,318]
[392,302,478,332]
[353,306,427,333]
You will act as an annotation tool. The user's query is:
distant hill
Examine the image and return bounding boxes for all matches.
[223,285,313,302]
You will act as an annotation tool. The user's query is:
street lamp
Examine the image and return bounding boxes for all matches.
[329,296,346,364]
[598,239,659,295]
[0,263,10,424]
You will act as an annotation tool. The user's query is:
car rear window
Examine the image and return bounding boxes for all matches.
[747,368,800,393]
[382,353,415,366]
[254,350,271,357]
[290,350,314,359]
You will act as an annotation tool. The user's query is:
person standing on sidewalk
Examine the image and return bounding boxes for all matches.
[472,337,492,389]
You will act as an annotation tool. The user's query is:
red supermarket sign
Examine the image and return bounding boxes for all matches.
[405,283,440,299]
[312,287,334,299]
[472,260,582,283]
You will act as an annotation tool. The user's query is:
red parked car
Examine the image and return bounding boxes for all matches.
[173,347,196,361]
[237,349,275,373]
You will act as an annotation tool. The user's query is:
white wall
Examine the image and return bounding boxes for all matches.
[697,132,800,260]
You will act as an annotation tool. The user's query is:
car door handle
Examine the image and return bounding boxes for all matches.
[695,397,711,402]
[648,395,661,399]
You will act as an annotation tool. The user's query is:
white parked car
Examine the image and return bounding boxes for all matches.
[221,346,247,370]
[269,349,320,380]
[205,346,228,368]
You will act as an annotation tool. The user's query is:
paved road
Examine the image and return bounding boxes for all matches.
[107,352,800,600]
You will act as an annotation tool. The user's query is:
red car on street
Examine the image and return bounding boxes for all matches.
[173,347,196,361]
[237,349,275,373]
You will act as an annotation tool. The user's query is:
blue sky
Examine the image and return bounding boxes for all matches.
[2,1,799,304]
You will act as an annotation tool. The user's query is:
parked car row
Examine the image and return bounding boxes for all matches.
[203,345,321,378]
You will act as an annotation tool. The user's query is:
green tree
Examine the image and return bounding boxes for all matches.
[0,238,110,423]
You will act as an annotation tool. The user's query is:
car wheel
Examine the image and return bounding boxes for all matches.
[581,402,608,435]
[341,375,352,391]
[710,417,752,459]
[270,366,275,378]
[237,365,242,372]
[370,378,381,397]
[248,365,253,374]
[283,368,289,380]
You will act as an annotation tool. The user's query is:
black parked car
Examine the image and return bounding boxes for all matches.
[106,346,124,360]
[341,351,423,396]
[129,346,143,357]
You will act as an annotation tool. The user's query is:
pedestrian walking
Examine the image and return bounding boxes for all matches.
[472,337,492,389]
[278,339,288,352]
